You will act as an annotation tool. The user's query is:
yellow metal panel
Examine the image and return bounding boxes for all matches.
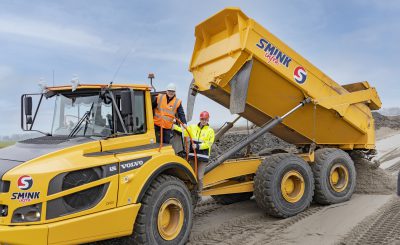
[190,8,381,150]
[116,149,195,206]
[316,88,381,118]
[342,81,370,92]
[47,204,140,245]
[203,158,261,187]
[1,141,120,225]
[0,224,48,245]
[202,181,254,196]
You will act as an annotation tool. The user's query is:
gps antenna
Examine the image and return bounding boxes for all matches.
[110,48,133,83]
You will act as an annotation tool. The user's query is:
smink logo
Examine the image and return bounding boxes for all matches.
[256,38,292,68]
[294,66,307,84]
[17,175,33,190]
[11,192,40,203]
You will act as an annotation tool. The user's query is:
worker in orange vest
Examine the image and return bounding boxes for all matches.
[152,83,187,143]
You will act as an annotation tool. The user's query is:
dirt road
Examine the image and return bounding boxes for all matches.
[188,130,400,245]
[188,195,392,245]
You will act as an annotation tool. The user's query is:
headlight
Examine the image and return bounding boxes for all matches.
[12,203,42,223]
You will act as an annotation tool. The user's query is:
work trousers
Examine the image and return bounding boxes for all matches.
[154,125,172,144]
[197,160,208,191]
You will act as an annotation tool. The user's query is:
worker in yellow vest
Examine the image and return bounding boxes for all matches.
[174,111,215,195]
[152,83,187,143]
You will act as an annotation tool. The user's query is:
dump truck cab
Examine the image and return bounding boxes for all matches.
[0,84,196,244]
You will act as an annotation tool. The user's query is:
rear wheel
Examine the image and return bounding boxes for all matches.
[312,148,356,205]
[211,192,253,205]
[254,153,314,218]
[132,175,193,245]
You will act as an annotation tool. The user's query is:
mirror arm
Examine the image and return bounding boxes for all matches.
[29,94,44,130]
[108,90,128,134]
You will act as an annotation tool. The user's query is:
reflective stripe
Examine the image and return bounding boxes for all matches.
[159,108,174,114]
[189,153,209,159]
[162,116,174,122]
[171,98,179,112]
[157,94,164,111]
[154,114,173,121]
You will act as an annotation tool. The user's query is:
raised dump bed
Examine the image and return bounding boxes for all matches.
[188,8,381,150]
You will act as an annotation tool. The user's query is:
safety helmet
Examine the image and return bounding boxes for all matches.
[200,111,210,120]
[166,83,176,91]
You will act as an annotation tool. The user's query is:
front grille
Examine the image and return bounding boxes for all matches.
[0,181,10,193]
[1,205,8,217]
[46,183,108,220]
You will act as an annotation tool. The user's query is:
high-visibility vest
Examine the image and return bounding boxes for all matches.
[174,123,215,161]
[154,94,182,129]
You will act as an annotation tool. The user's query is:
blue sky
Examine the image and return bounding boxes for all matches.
[0,0,399,136]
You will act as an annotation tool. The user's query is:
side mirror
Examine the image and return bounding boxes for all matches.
[24,96,33,125]
[120,91,134,116]
[24,96,33,116]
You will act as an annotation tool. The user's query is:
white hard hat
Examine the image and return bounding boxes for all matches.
[166,83,176,91]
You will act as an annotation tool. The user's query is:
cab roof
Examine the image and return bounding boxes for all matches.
[47,83,151,92]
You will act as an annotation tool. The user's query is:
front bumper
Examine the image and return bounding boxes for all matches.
[0,204,141,245]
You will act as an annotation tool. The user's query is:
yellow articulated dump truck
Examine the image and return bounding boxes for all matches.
[0,7,381,245]
[0,84,197,244]
[187,7,381,217]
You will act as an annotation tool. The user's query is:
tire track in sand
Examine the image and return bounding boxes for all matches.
[189,200,324,245]
[338,196,400,245]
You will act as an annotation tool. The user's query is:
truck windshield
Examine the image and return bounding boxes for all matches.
[51,94,112,137]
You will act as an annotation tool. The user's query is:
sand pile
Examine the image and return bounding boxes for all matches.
[353,158,397,195]
[373,112,400,130]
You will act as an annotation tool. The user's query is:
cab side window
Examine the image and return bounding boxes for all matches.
[132,90,146,134]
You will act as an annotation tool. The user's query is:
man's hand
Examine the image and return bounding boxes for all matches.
[192,143,197,150]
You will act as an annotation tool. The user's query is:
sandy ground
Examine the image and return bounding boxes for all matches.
[375,130,400,174]
[188,195,392,245]
[187,129,400,245]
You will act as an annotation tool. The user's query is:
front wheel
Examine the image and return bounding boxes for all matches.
[132,175,193,245]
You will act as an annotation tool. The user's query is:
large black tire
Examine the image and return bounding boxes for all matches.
[254,153,314,218]
[211,192,253,205]
[312,148,356,205]
[132,175,193,245]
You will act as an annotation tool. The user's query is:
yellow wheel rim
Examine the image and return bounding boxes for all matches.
[157,198,184,241]
[329,163,349,192]
[281,170,305,203]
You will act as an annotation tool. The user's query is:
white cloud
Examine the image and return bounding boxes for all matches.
[0,16,117,52]
[132,50,191,63]
[0,65,13,80]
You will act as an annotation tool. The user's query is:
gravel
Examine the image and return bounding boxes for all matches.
[373,112,400,130]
